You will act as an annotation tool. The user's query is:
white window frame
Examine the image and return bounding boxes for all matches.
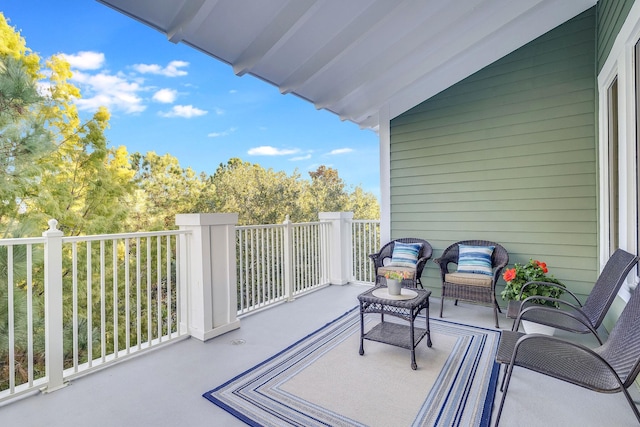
[598,2,640,300]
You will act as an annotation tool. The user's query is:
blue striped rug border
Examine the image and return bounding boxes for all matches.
[203,306,499,427]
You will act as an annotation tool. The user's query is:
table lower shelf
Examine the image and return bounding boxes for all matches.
[363,321,429,350]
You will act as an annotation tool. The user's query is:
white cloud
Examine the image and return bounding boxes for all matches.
[208,127,237,138]
[159,105,208,118]
[71,70,145,114]
[152,88,178,103]
[214,107,225,115]
[248,146,300,156]
[133,60,189,77]
[328,148,354,155]
[62,51,105,70]
[289,154,311,161]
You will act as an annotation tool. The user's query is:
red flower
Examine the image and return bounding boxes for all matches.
[503,268,516,282]
[535,260,548,273]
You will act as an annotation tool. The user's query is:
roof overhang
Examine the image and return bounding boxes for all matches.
[97,0,597,130]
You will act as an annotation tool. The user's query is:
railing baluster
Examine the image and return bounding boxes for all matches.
[8,245,15,393]
[260,228,265,306]
[136,237,142,350]
[87,241,92,367]
[27,244,34,386]
[72,242,79,372]
[166,235,171,337]
[156,236,162,343]
[112,239,118,358]
[146,237,152,345]
[125,238,130,353]
[100,240,106,363]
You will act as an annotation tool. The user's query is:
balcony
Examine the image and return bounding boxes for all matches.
[1,214,639,426]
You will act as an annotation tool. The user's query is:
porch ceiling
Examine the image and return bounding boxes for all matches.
[97,0,596,130]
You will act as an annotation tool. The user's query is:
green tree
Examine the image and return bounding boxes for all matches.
[0,17,54,233]
[211,158,305,225]
[303,166,349,218]
[347,186,380,220]
[128,151,209,231]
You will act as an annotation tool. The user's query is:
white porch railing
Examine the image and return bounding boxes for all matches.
[236,218,331,316]
[1,213,379,404]
[351,219,380,283]
[0,220,190,403]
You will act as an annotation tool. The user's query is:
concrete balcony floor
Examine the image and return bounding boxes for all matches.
[1,283,639,426]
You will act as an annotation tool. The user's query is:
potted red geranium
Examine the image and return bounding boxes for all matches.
[500,259,565,307]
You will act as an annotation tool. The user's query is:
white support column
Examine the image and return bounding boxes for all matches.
[379,104,391,244]
[319,212,353,285]
[42,219,67,393]
[175,213,240,341]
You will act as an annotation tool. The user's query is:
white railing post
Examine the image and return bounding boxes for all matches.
[175,213,240,341]
[319,212,354,285]
[282,216,294,301]
[42,219,67,393]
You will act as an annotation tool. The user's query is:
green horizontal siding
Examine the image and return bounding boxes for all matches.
[597,0,635,72]
[390,8,597,303]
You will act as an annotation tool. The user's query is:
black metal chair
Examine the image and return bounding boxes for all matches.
[508,248,639,344]
[494,286,640,426]
[434,240,508,328]
[369,238,432,289]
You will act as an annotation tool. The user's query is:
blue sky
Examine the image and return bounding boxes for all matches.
[1,1,380,197]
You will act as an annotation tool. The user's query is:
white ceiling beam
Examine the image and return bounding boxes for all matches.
[315,0,495,111]
[352,0,596,124]
[232,0,319,77]
[329,0,548,123]
[278,0,400,95]
[167,0,220,43]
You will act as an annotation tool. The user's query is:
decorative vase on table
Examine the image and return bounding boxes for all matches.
[386,278,401,296]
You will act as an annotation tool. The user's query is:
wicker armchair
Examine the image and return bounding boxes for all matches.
[494,286,640,426]
[369,238,433,289]
[434,240,508,328]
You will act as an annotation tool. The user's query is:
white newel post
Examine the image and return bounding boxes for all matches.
[43,219,67,392]
[319,212,354,285]
[175,213,240,341]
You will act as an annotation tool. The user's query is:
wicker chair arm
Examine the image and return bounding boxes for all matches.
[520,294,585,315]
[434,253,457,273]
[513,303,602,343]
[518,280,582,306]
[414,256,430,276]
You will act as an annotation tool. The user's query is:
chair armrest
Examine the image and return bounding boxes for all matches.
[434,252,457,274]
[518,281,582,306]
[520,295,584,314]
[512,303,602,344]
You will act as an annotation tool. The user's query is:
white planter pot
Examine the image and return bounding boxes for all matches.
[386,278,401,296]
[521,320,555,336]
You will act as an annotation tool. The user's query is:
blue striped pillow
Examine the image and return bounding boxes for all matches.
[389,242,423,268]
[457,245,495,276]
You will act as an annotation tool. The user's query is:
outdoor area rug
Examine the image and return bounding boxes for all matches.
[203,307,500,427]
